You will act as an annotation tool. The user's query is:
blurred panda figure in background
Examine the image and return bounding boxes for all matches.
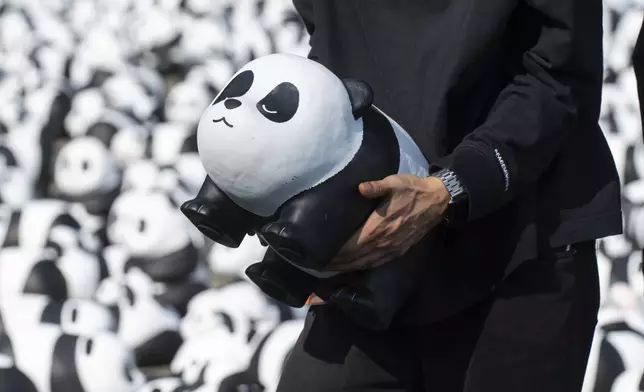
[0,198,103,256]
[0,294,116,337]
[53,117,136,247]
[163,77,216,129]
[95,268,184,367]
[180,281,286,345]
[0,247,104,306]
[582,308,644,392]
[219,319,305,392]
[170,327,251,391]
[9,324,147,392]
[0,335,38,392]
[126,1,183,76]
[66,27,131,91]
[106,176,208,315]
[100,68,166,123]
[207,235,268,281]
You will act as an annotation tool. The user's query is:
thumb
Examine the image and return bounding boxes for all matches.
[359,179,391,198]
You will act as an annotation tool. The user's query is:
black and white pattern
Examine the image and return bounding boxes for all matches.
[0,0,641,391]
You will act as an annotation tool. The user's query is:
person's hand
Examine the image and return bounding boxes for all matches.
[326,174,451,271]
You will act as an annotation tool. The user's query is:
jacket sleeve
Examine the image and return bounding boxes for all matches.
[293,0,315,36]
[430,0,595,222]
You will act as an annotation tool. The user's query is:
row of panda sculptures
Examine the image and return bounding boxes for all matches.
[0,0,309,391]
[0,0,643,391]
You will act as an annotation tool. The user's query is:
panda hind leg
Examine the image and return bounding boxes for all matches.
[330,255,425,331]
[245,248,318,308]
[181,176,258,248]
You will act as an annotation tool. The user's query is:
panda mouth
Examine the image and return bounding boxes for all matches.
[213,117,233,128]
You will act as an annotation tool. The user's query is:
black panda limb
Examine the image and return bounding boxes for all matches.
[181,176,262,248]
[258,107,398,270]
[0,367,38,392]
[245,248,318,308]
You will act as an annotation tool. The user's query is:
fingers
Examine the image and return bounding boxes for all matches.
[359,175,402,199]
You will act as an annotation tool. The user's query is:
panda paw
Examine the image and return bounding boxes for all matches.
[181,198,240,247]
[259,222,306,265]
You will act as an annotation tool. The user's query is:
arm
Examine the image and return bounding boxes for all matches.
[431,0,597,222]
[293,0,315,36]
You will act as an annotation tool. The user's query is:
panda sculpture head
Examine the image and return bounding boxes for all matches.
[197,53,373,217]
[180,282,282,346]
[54,121,123,212]
[10,325,146,392]
[170,328,251,390]
[165,78,215,125]
[64,88,108,137]
[107,187,194,260]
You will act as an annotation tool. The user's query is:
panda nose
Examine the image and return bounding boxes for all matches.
[224,98,241,110]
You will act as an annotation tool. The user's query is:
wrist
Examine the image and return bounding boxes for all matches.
[429,167,469,224]
[425,176,451,210]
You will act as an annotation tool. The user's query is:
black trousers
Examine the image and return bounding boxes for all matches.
[277,241,599,392]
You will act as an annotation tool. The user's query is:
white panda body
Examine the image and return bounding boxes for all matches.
[197,53,429,218]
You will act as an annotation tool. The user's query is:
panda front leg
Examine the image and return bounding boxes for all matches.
[259,182,379,272]
[245,248,319,308]
[181,176,259,248]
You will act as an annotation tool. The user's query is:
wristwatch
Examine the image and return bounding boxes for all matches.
[431,167,469,224]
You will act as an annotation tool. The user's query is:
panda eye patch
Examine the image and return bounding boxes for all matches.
[81,160,90,171]
[85,338,93,355]
[70,307,78,322]
[213,70,254,105]
[256,82,299,123]
[138,219,146,233]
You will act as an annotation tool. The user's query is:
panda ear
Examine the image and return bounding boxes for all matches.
[341,79,374,120]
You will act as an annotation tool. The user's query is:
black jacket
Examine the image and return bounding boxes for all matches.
[293,0,622,323]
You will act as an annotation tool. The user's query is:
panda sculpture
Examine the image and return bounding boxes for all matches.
[0,247,104,305]
[0,332,39,392]
[95,269,183,367]
[0,294,116,337]
[106,185,208,315]
[54,120,125,217]
[582,308,644,392]
[0,199,102,254]
[221,319,305,392]
[170,328,252,391]
[0,366,39,392]
[181,53,430,330]
[9,324,146,392]
[180,281,283,347]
